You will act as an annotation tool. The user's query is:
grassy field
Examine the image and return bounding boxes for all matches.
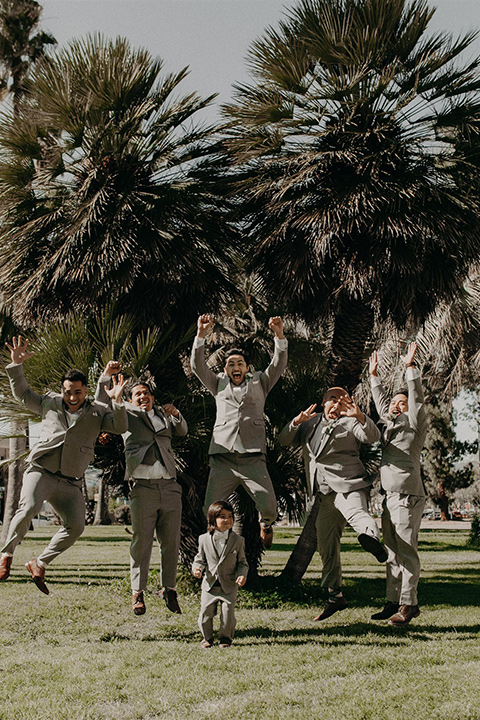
[1,525,479,720]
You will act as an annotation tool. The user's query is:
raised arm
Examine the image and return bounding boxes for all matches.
[260,316,288,393]
[5,336,44,415]
[369,350,391,419]
[190,314,219,396]
[401,342,426,433]
[278,404,317,447]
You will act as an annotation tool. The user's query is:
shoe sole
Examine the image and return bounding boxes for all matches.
[358,534,388,563]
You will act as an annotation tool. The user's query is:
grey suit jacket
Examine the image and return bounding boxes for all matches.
[371,371,427,496]
[190,339,287,455]
[279,414,380,498]
[96,378,187,478]
[7,363,128,478]
[192,530,249,594]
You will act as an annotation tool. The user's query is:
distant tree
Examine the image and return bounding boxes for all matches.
[422,397,477,521]
[0,0,55,114]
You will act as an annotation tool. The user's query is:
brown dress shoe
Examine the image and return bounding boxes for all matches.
[314,596,348,621]
[0,555,12,581]
[132,591,146,615]
[25,559,49,595]
[162,588,182,614]
[260,524,274,549]
[371,601,400,620]
[388,604,420,625]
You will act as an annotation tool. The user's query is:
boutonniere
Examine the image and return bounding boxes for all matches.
[322,422,336,436]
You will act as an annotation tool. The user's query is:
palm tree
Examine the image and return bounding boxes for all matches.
[0,0,55,115]
[222,0,480,390]
[0,34,236,329]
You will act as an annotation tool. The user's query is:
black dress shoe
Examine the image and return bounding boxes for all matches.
[314,596,348,621]
[371,601,399,620]
[358,534,388,563]
[162,588,182,614]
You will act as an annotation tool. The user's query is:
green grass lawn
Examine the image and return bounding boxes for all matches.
[1,525,479,720]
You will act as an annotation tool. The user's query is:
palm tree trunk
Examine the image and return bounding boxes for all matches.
[1,420,28,544]
[330,298,374,391]
[93,472,111,525]
[281,493,320,581]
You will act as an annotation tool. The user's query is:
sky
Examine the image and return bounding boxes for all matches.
[40,0,480,121]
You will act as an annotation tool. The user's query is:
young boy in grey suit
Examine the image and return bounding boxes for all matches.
[279,388,386,621]
[369,341,427,625]
[192,500,248,648]
[97,365,188,616]
[191,314,287,547]
[0,337,127,594]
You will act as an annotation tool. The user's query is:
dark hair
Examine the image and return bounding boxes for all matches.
[392,388,408,399]
[207,500,234,533]
[224,347,249,366]
[125,376,156,399]
[61,369,87,386]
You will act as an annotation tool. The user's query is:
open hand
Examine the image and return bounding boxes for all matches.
[104,374,126,403]
[369,351,378,377]
[401,341,417,367]
[293,403,317,426]
[5,336,34,365]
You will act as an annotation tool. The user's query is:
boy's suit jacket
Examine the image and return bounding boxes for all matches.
[190,340,287,455]
[279,414,380,499]
[192,530,249,594]
[371,372,427,496]
[7,363,128,478]
[96,378,187,478]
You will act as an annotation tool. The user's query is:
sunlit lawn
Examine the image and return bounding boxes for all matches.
[1,524,479,720]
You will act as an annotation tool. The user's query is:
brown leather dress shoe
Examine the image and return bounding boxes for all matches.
[388,604,420,625]
[162,588,182,614]
[0,555,12,581]
[314,596,348,621]
[260,524,274,549]
[132,591,146,615]
[371,601,400,620]
[25,559,49,595]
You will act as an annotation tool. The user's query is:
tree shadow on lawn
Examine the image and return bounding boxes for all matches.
[233,621,480,646]
[240,572,480,611]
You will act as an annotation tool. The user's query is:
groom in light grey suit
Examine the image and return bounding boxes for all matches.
[97,365,188,616]
[279,388,385,620]
[369,342,427,625]
[0,337,127,594]
[191,314,287,547]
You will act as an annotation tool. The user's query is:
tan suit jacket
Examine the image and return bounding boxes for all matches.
[371,371,427,496]
[190,339,287,455]
[192,530,248,594]
[7,363,128,478]
[279,414,380,499]
[95,378,187,478]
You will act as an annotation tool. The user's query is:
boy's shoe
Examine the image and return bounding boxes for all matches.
[25,559,49,595]
[132,591,146,615]
[200,639,214,648]
[358,533,388,563]
[260,524,273,549]
[219,638,232,648]
[0,555,12,581]
[371,601,399,620]
[161,587,182,614]
[388,604,420,625]
[314,596,347,621]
